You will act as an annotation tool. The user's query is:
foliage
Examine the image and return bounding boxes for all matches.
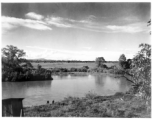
[24,92,150,117]
[119,54,126,62]
[2,45,25,59]
[2,45,26,71]
[109,68,125,75]
[119,54,127,69]
[126,59,132,69]
[95,57,106,68]
[37,64,42,70]
[147,19,151,34]
[129,43,151,97]
[1,45,41,82]
[147,19,151,26]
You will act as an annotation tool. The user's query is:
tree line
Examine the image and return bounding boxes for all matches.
[28,59,118,63]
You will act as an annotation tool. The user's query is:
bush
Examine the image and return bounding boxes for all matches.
[109,68,125,75]
[70,68,78,72]
[82,66,89,69]
[130,43,151,97]
[95,57,106,68]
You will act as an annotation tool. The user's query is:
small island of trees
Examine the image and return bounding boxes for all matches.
[2,45,53,82]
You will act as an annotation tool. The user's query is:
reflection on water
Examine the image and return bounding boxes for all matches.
[2,74,132,107]
[2,81,52,106]
[94,75,131,95]
[67,74,71,78]
[94,75,105,86]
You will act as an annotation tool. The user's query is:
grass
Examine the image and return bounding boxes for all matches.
[24,92,151,117]
[31,62,119,69]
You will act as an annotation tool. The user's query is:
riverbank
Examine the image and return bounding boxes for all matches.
[24,92,151,117]
[52,72,88,76]
[52,72,130,81]
[52,71,124,77]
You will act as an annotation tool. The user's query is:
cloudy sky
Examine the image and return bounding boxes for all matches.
[1,3,151,61]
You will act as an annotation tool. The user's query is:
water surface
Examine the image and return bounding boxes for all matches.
[2,74,131,107]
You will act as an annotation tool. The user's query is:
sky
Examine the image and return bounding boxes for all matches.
[1,2,151,61]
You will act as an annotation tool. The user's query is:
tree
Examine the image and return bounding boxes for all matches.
[37,64,42,70]
[95,57,106,67]
[125,59,132,69]
[129,21,151,97]
[130,43,151,97]
[2,45,26,71]
[119,54,126,69]
[2,45,25,59]
[147,19,151,34]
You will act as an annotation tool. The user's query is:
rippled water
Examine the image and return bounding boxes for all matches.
[2,74,132,107]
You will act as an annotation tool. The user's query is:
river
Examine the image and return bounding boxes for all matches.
[2,74,132,107]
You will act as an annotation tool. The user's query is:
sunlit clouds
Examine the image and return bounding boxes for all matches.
[25,46,138,61]
[25,12,44,20]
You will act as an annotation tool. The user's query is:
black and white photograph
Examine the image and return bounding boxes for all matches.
[1,1,151,117]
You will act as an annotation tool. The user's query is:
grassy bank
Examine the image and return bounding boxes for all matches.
[24,92,151,117]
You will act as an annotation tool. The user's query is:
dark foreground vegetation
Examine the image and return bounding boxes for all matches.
[2,68,53,82]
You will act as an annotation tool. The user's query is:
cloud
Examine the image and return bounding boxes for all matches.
[106,22,147,33]
[2,22,18,33]
[25,45,137,61]
[44,15,147,34]
[45,16,72,28]
[25,48,135,61]
[42,15,100,30]
[2,12,148,34]
[2,16,52,33]
[26,46,81,54]
[78,15,96,24]
[122,16,139,22]
[25,12,44,20]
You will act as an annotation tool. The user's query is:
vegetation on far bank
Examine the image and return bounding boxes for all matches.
[1,45,123,82]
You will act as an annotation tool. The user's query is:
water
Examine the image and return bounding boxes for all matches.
[2,74,132,107]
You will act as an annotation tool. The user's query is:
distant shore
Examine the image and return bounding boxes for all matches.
[3,61,133,83]
[52,72,123,77]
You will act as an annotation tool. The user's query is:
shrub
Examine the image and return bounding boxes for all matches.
[70,68,77,72]
[95,57,106,68]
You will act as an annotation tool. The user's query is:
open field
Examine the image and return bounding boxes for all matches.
[31,62,120,69]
